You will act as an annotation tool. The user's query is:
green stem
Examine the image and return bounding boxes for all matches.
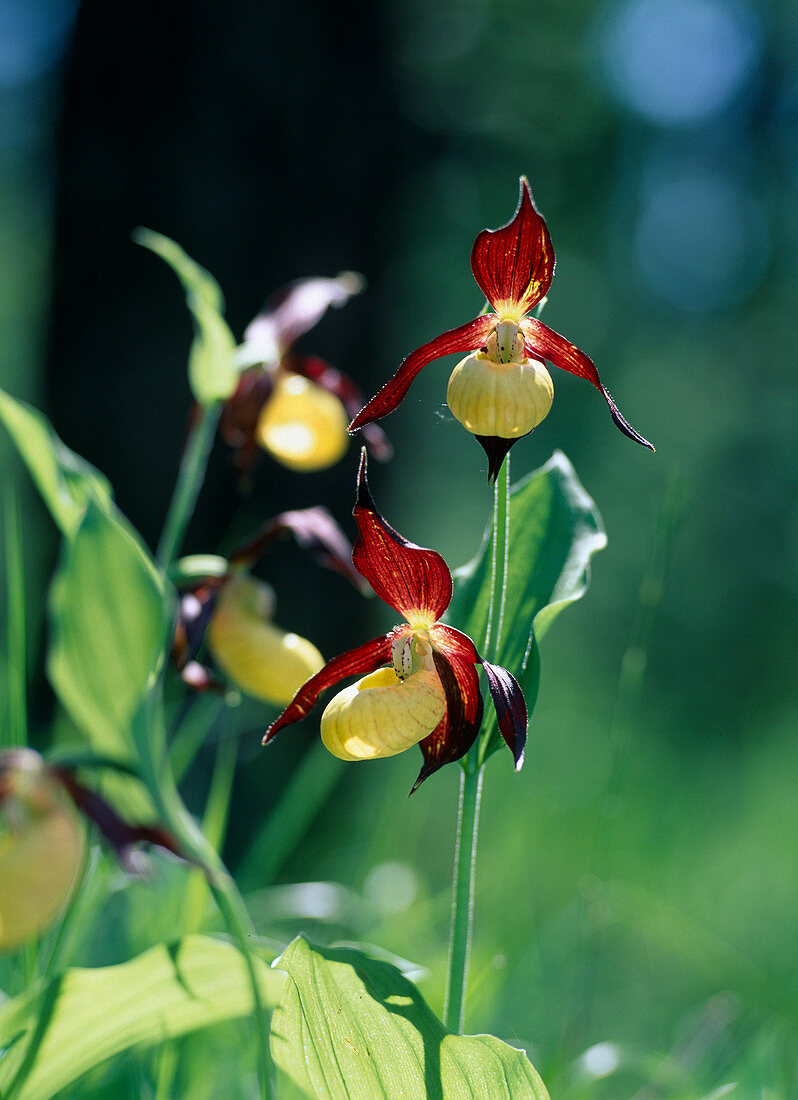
[443,761,483,1033]
[156,403,220,570]
[444,456,511,1033]
[135,688,273,1099]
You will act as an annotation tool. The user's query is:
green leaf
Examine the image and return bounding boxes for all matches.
[47,500,172,756]
[448,451,606,760]
[0,935,285,1100]
[271,937,549,1099]
[0,387,112,539]
[134,229,238,406]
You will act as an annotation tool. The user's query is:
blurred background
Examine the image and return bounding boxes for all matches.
[2,0,798,1093]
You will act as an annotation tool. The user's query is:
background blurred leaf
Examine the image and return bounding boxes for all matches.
[0,935,285,1100]
[0,387,112,540]
[448,452,606,759]
[134,229,238,406]
[47,500,172,757]
[271,936,549,1099]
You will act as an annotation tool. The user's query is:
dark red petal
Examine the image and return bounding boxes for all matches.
[411,652,483,793]
[482,661,527,769]
[262,633,392,745]
[56,772,184,873]
[348,315,495,431]
[288,355,392,462]
[521,318,655,451]
[218,370,274,479]
[244,272,364,358]
[172,581,222,668]
[229,506,364,591]
[353,450,452,621]
[429,623,480,664]
[470,178,555,316]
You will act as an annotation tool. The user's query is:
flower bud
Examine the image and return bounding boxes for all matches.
[446,353,554,438]
[320,666,446,761]
[256,373,349,471]
[0,749,84,951]
[207,573,324,706]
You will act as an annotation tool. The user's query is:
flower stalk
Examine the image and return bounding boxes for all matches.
[444,455,511,1032]
[156,402,220,570]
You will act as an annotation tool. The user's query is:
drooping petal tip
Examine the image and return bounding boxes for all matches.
[521,318,654,451]
[262,633,393,745]
[348,315,495,431]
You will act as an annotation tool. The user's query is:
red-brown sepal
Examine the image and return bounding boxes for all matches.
[349,315,495,431]
[263,633,392,745]
[352,450,452,622]
[229,506,363,591]
[521,318,654,450]
[219,370,274,477]
[288,354,392,462]
[172,581,223,670]
[411,651,483,793]
[483,661,527,768]
[470,178,555,316]
[243,273,364,361]
[55,771,184,874]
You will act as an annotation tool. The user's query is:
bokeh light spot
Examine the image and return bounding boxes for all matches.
[600,0,762,127]
[634,166,769,311]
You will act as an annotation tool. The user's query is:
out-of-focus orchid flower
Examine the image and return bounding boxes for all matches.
[350,178,653,479]
[0,749,84,950]
[264,451,528,792]
[172,507,364,707]
[220,273,391,476]
[0,749,182,949]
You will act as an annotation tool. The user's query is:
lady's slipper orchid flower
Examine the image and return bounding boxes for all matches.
[0,749,182,948]
[350,178,653,479]
[264,451,528,792]
[0,749,84,950]
[173,507,363,706]
[221,273,391,476]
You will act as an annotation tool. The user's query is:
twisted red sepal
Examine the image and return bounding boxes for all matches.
[521,318,654,451]
[288,355,392,462]
[411,651,484,793]
[470,177,555,317]
[262,633,392,745]
[219,371,273,476]
[349,315,495,431]
[56,771,184,875]
[244,273,364,360]
[482,661,528,768]
[229,505,364,591]
[353,450,453,622]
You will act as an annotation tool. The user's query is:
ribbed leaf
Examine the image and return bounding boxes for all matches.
[135,229,238,406]
[47,500,172,756]
[271,936,549,1099]
[0,387,112,539]
[0,935,285,1100]
[448,451,606,760]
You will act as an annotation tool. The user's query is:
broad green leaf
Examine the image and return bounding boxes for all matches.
[271,936,549,1099]
[0,387,112,539]
[0,935,285,1100]
[47,500,172,756]
[448,451,606,759]
[135,229,238,406]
